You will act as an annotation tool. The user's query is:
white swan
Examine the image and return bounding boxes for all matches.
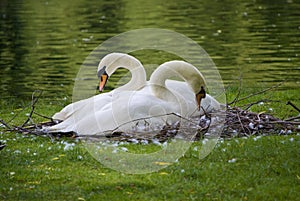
[48,53,146,128]
[148,60,220,116]
[47,57,220,135]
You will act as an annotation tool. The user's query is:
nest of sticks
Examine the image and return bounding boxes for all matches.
[0,87,299,145]
[221,105,299,138]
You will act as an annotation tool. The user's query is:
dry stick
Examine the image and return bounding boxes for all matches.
[243,99,281,110]
[33,111,54,121]
[0,119,11,129]
[265,120,300,125]
[235,110,250,137]
[21,90,43,127]
[286,101,300,113]
[5,91,43,125]
[228,72,243,106]
[229,82,284,105]
[6,102,31,125]
[285,116,300,121]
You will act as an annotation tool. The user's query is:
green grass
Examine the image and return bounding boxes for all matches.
[1,131,299,201]
[0,88,299,201]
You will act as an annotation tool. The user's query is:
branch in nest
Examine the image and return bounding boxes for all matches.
[228,82,283,105]
[228,71,243,106]
[284,116,300,121]
[286,101,300,113]
[242,99,281,111]
[21,90,43,127]
[0,119,11,130]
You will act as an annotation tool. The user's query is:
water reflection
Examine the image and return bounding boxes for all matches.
[0,0,299,103]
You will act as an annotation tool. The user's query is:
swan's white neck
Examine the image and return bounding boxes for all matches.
[149,61,206,102]
[98,53,147,91]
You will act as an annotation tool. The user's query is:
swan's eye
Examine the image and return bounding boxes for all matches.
[197,86,206,98]
[97,66,107,78]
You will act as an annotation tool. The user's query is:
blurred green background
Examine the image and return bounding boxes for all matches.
[0,0,299,103]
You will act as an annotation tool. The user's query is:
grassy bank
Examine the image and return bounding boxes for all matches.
[1,130,299,200]
[0,88,299,201]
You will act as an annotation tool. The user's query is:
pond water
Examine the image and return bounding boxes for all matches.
[0,0,299,104]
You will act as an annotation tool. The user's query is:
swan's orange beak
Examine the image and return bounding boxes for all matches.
[196,86,206,111]
[99,73,108,92]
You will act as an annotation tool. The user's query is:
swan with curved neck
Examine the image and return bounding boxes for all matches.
[149,60,207,111]
[97,52,146,92]
[47,54,220,134]
[51,53,146,121]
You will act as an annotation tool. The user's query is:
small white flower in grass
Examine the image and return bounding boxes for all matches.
[253,136,262,141]
[193,146,198,151]
[9,187,13,191]
[120,147,128,152]
[14,150,21,154]
[112,142,119,147]
[289,138,294,142]
[162,141,168,147]
[258,102,264,106]
[228,158,237,163]
[202,138,209,145]
[10,172,15,175]
[64,143,75,151]
[181,169,185,173]
[77,155,83,160]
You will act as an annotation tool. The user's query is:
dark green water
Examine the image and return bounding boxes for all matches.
[0,0,299,103]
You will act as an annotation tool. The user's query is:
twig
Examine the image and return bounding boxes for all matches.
[229,82,283,105]
[235,110,250,137]
[284,116,300,121]
[286,101,300,113]
[265,120,300,125]
[21,90,43,127]
[243,99,281,110]
[0,119,11,129]
[33,112,54,121]
[228,72,243,106]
